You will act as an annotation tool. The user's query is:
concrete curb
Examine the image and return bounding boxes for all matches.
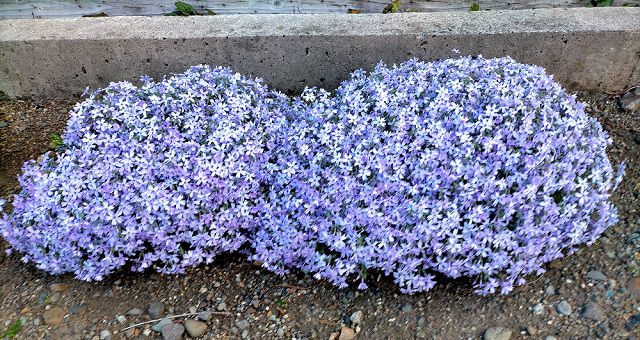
[1,8,639,98]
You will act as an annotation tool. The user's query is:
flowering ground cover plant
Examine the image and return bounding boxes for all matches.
[0,65,291,280]
[251,56,624,294]
[0,56,623,295]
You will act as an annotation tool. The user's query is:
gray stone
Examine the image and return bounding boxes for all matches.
[1,9,639,99]
[236,319,250,331]
[626,314,640,331]
[33,318,41,326]
[161,323,185,340]
[148,302,165,319]
[99,330,111,340]
[588,270,607,281]
[401,303,412,313]
[350,310,363,325]
[545,285,556,295]
[127,307,143,316]
[251,299,260,308]
[152,318,173,332]
[532,303,544,315]
[184,319,207,337]
[545,337,558,340]
[216,302,227,311]
[197,311,212,321]
[620,87,640,112]
[582,302,605,321]
[49,292,61,303]
[116,315,127,324]
[556,300,572,316]
[70,304,85,314]
[483,327,512,340]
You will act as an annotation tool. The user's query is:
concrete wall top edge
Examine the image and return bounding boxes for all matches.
[1,7,639,42]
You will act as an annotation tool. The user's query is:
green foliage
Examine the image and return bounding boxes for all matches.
[470,2,480,11]
[50,133,65,150]
[589,0,614,6]
[383,0,401,13]
[165,2,216,16]
[1,319,22,339]
[175,1,197,15]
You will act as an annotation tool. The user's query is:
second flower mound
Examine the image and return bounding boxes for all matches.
[252,57,622,294]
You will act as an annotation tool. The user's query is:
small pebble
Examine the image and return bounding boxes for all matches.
[161,323,185,340]
[582,302,605,321]
[532,303,544,315]
[545,286,555,295]
[99,330,111,340]
[483,326,512,340]
[185,319,208,337]
[43,307,66,326]
[587,270,606,281]
[236,319,250,331]
[148,302,165,319]
[628,277,640,296]
[401,303,412,313]
[70,304,85,314]
[556,300,572,316]
[526,325,537,336]
[152,319,173,333]
[625,314,640,331]
[127,307,143,316]
[339,326,356,340]
[620,87,640,112]
[198,311,212,321]
[350,310,363,325]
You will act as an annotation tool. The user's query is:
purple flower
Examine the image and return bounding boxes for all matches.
[0,56,622,295]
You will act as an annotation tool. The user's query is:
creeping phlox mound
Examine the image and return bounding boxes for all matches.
[0,57,623,294]
[0,66,290,280]
[251,57,623,294]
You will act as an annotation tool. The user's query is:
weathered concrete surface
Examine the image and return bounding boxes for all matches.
[0,8,639,98]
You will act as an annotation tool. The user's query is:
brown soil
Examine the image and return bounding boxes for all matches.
[0,93,638,340]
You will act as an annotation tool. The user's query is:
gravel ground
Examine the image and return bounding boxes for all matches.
[0,92,638,340]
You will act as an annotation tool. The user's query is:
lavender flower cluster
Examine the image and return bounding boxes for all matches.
[251,56,623,294]
[0,57,622,295]
[0,65,291,280]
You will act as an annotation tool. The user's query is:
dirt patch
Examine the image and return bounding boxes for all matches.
[0,93,638,339]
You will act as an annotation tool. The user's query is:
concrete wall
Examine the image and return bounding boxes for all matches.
[0,8,639,98]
